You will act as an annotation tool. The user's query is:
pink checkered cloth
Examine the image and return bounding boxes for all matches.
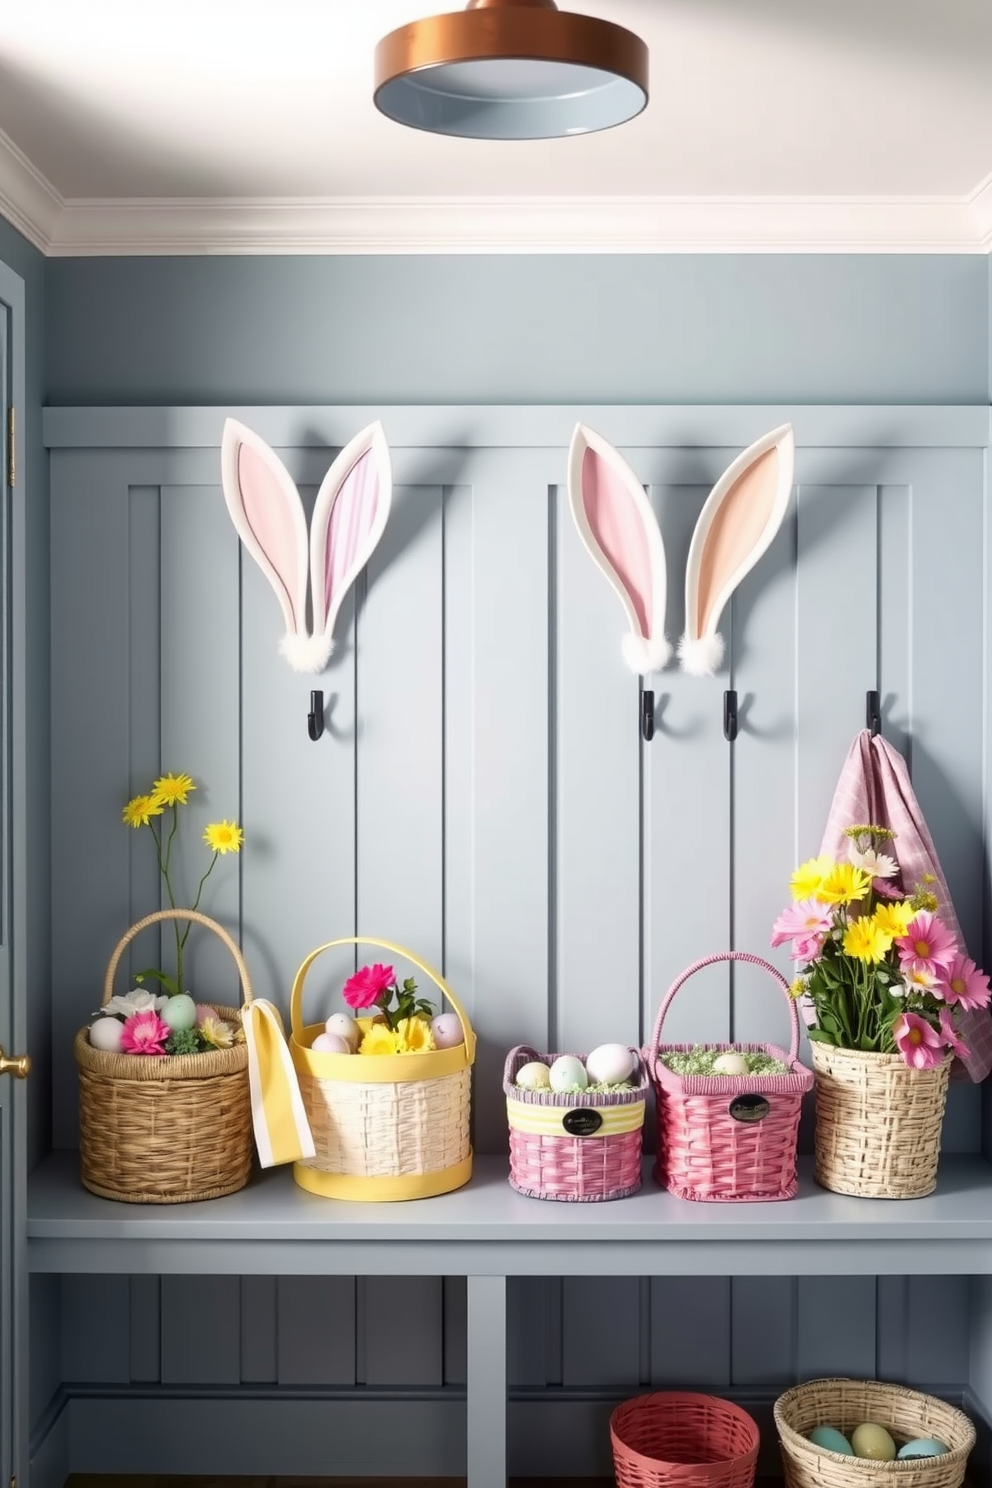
[813,728,992,1083]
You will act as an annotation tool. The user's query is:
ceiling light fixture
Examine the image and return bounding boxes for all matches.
[374,0,649,141]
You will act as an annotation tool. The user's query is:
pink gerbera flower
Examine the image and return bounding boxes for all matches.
[120,1010,170,1056]
[938,1008,968,1060]
[792,932,826,962]
[940,952,991,1010]
[770,899,833,950]
[892,1011,945,1070]
[342,962,396,1011]
[894,911,957,979]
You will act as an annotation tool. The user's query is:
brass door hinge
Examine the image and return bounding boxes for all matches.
[6,407,13,488]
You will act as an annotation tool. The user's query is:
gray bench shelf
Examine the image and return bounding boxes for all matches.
[29,1151,992,1488]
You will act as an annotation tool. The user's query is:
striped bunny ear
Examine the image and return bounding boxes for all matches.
[308,422,393,673]
[566,423,670,674]
[678,423,795,677]
[221,419,311,666]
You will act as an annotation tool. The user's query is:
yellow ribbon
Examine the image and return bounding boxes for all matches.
[242,999,315,1167]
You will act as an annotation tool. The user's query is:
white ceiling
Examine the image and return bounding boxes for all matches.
[1,0,991,255]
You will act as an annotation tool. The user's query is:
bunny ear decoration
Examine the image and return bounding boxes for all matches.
[308,421,392,673]
[220,418,393,674]
[678,423,795,677]
[566,423,670,675]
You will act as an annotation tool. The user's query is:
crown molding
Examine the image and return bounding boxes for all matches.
[1,128,991,255]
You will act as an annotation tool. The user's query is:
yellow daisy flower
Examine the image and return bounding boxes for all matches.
[394,1017,437,1055]
[360,1024,399,1056]
[874,901,914,938]
[122,794,164,828]
[816,862,872,905]
[199,1015,234,1049]
[203,820,244,855]
[791,855,834,901]
[152,772,195,807]
[842,917,890,964]
[789,978,808,1000]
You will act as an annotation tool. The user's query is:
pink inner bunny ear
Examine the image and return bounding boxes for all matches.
[566,425,670,675]
[220,419,309,647]
[310,423,393,659]
[679,423,795,677]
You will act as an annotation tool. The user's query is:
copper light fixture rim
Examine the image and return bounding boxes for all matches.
[374,7,650,98]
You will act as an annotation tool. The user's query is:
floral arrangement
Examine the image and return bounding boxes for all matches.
[87,772,245,1058]
[311,962,464,1057]
[771,824,990,1068]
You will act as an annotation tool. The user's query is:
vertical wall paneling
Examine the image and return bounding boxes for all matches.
[643,479,731,1046]
[61,1275,130,1384]
[240,1276,278,1384]
[562,1277,642,1389]
[650,1277,732,1389]
[160,1276,241,1385]
[124,485,162,984]
[443,1277,467,1386]
[129,1276,161,1383]
[731,1277,796,1386]
[507,1277,553,1389]
[276,1275,356,1387]
[797,1278,877,1381]
[905,1277,970,1386]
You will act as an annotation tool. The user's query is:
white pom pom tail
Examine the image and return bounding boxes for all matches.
[677,631,725,677]
[278,632,335,674]
[621,632,672,676]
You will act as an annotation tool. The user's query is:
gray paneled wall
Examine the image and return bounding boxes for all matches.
[45,404,989,1405]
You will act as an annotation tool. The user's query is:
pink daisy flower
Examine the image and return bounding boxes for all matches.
[940,953,991,1010]
[120,1009,170,1056]
[792,932,826,962]
[938,1008,968,1060]
[342,962,396,1011]
[892,1011,945,1070]
[894,911,957,979]
[770,900,833,950]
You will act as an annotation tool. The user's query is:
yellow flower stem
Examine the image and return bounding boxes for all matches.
[148,805,186,995]
[178,851,220,953]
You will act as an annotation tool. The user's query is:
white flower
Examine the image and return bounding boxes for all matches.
[847,843,898,879]
[100,988,170,1019]
[901,967,938,997]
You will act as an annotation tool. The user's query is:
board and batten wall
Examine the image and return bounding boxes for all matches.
[35,400,989,1476]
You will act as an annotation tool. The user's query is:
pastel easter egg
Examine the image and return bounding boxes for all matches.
[325,1012,361,1048]
[897,1440,949,1460]
[808,1427,854,1455]
[851,1424,897,1461]
[515,1060,552,1090]
[312,1032,352,1054]
[194,1003,215,1026]
[431,1013,464,1049]
[159,993,196,1032]
[712,1050,749,1076]
[89,1016,125,1053]
[585,1043,636,1085]
[548,1054,588,1093]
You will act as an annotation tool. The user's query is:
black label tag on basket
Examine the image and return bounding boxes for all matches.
[729,1094,770,1123]
[563,1108,604,1137]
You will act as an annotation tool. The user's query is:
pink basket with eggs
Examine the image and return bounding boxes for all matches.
[647,951,813,1202]
[504,1043,648,1201]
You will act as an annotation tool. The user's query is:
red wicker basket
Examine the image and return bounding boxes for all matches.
[611,1392,760,1488]
[647,951,813,1202]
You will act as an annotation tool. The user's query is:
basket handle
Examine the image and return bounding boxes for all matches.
[503,1044,542,1084]
[289,936,476,1061]
[102,908,254,1009]
[647,950,797,1068]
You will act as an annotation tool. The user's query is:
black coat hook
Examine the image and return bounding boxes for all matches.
[641,689,655,742]
[723,690,738,743]
[866,690,881,737]
[308,690,324,741]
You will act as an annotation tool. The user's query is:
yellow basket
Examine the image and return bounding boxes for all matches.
[289,936,476,1201]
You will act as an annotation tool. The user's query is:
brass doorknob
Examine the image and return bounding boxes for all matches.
[0,1047,30,1079]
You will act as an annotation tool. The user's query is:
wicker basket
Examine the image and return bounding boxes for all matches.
[774,1378,974,1488]
[810,1043,952,1198]
[611,1392,760,1488]
[647,951,813,1201]
[504,1044,647,1201]
[289,936,475,1201]
[74,908,254,1204]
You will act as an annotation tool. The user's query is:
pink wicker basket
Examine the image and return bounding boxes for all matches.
[504,1044,648,1201]
[647,951,813,1202]
[611,1391,760,1488]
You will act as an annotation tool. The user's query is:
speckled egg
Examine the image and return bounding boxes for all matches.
[548,1055,588,1093]
[897,1440,949,1460]
[325,1012,361,1047]
[585,1043,636,1084]
[312,1032,352,1054]
[516,1060,552,1090]
[89,1016,125,1053]
[808,1427,854,1455]
[159,993,197,1032]
[431,1013,464,1049]
[851,1424,897,1461]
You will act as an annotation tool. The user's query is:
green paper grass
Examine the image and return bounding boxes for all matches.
[659,1046,790,1077]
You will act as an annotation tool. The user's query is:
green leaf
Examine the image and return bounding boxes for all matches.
[806,1028,836,1044]
[133,967,179,997]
